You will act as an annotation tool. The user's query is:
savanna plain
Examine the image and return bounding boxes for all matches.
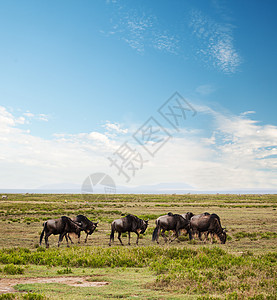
[0,194,276,300]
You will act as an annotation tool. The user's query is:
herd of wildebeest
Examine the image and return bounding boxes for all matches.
[39,212,227,248]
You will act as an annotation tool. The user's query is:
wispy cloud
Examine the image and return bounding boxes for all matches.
[103,121,128,134]
[103,2,241,73]
[23,110,49,122]
[103,3,179,55]
[153,32,179,54]
[195,84,216,95]
[189,9,242,73]
[240,111,256,116]
[0,105,276,190]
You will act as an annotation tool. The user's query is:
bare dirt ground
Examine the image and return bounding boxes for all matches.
[0,276,109,294]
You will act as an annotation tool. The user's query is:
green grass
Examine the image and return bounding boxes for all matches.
[0,246,276,298]
[0,193,276,299]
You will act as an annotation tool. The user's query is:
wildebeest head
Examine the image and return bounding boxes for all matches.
[139,219,149,234]
[87,221,98,235]
[219,228,227,244]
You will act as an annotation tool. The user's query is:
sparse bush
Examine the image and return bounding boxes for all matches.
[22,293,45,300]
[0,293,16,300]
[3,264,24,275]
[57,267,72,274]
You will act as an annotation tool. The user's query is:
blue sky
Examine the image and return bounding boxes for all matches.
[0,0,276,190]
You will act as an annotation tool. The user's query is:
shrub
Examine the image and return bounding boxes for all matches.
[57,267,73,274]
[3,264,24,275]
[0,293,16,300]
[22,293,45,300]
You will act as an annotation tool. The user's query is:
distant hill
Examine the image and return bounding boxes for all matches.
[0,182,276,194]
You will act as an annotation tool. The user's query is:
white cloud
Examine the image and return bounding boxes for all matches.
[189,9,242,73]
[88,132,110,143]
[116,105,276,190]
[240,111,256,116]
[38,114,49,122]
[0,106,16,127]
[103,4,179,55]
[104,121,128,134]
[0,105,276,190]
[0,107,119,189]
[23,110,49,122]
[152,32,179,54]
[23,112,35,118]
[103,3,241,73]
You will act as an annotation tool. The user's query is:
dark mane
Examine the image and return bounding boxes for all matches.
[126,214,139,222]
[76,214,93,226]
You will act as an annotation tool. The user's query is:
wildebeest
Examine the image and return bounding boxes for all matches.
[39,216,82,248]
[67,215,98,243]
[181,212,194,221]
[152,212,192,244]
[109,214,149,246]
[189,213,226,244]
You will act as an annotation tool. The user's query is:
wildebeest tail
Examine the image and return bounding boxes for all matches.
[152,225,159,241]
[39,222,47,245]
[110,223,115,242]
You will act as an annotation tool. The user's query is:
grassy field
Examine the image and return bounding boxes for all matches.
[0,193,276,299]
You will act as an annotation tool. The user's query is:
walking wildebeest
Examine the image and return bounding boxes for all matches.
[189,213,226,244]
[39,216,82,248]
[67,215,98,243]
[109,214,149,246]
[152,212,192,244]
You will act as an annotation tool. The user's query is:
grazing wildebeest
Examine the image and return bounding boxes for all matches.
[109,214,149,246]
[152,212,192,244]
[67,215,98,243]
[189,213,226,244]
[39,216,82,248]
[189,212,210,240]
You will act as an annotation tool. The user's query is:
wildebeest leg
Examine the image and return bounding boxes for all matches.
[156,227,161,244]
[209,232,214,244]
[84,233,89,243]
[161,229,168,243]
[198,231,203,241]
[201,232,207,242]
[135,232,140,245]
[170,229,180,243]
[128,231,131,245]
[64,234,70,247]
[45,233,50,248]
[58,233,66,247]
[191,229,197,240]
[118,232,124,246]
[168,230,175,242]
[67,234,74,244]
[187,228,192,240]
[109,226,115,246]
